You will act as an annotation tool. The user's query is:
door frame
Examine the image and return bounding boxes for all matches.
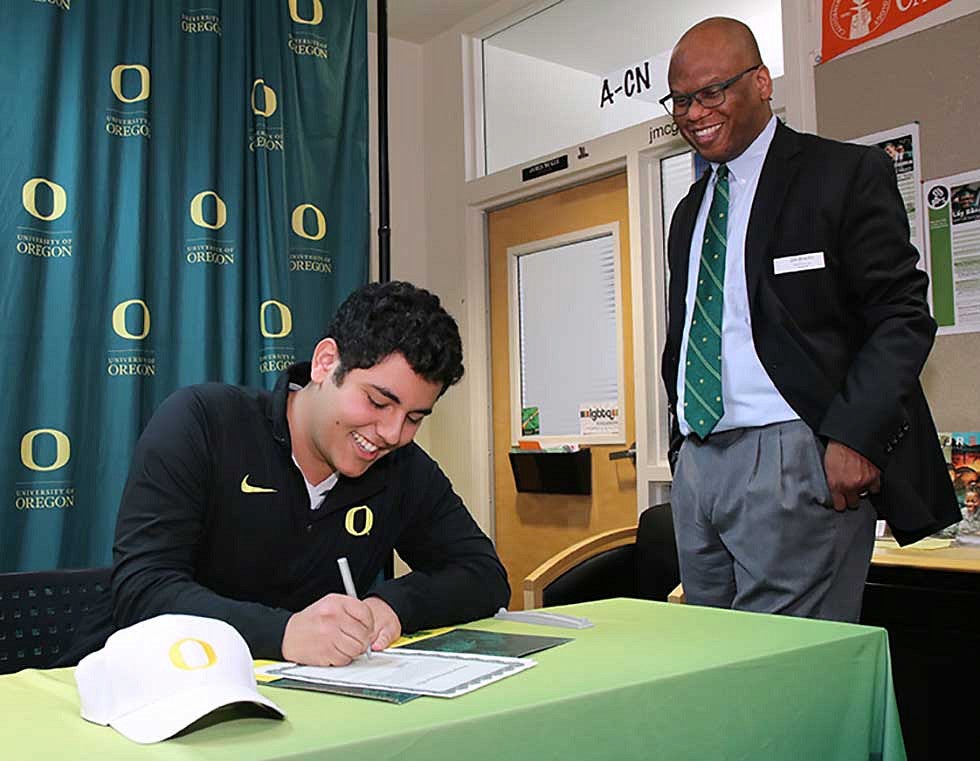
[459,127,677,540]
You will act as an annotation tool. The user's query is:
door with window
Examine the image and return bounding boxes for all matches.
[488,172,636,609]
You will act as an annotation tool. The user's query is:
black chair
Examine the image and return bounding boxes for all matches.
[0,567,112,674]
[523,503,681,609]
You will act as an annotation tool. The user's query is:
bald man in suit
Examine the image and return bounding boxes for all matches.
[660,18,958,621]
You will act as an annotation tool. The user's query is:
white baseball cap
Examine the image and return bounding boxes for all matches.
[75,614,285,744]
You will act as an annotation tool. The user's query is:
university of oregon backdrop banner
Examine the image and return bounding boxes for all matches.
[0,0,368,570]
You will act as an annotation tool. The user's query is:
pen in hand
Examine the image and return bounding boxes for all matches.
[337,556,371,659]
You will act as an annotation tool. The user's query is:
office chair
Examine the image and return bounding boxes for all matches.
[0,567,112,675]
[523,503,682,609]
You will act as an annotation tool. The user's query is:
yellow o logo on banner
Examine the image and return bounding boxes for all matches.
[251,78,278,117]
[190,191,227,230]
[289,0,323,25]
[20,429,71,472]
[291,203,326,241]
[345,505,374,537]
[110,64,150,103]
[112,299,150,340]
[22,178,67,221]
[168,639,218,671]
[260,300,293,338]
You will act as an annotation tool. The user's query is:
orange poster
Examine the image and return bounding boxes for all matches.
[821,0,952,63]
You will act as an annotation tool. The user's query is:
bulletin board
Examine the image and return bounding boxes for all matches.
[814,10,980,432]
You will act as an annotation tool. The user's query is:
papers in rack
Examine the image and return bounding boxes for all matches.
[875,536,954,551]
[259,649,535,698]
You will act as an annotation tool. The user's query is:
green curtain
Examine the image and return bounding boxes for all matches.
[0,0,368,571]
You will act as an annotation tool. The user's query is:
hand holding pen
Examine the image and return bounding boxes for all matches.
[337,557,371,659]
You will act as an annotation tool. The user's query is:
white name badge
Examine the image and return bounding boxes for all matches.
[773,251,825,275]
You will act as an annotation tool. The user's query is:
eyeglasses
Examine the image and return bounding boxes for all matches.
[658,64,763,117]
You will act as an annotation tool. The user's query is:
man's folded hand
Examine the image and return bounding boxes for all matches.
[282,593,375,666]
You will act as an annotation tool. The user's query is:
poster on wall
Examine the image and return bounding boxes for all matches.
[923,168,980,335]
[932,432,980,544]
[852,124,924,272]
[820,0,952,64]
[579,401,621,437]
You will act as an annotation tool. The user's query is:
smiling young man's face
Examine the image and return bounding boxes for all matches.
[304,339,443,479]
[668,23,773,164]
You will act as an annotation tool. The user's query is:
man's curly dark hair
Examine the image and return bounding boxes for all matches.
[324,281,464,394]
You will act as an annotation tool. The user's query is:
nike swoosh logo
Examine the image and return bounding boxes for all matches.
[240,475,277,494]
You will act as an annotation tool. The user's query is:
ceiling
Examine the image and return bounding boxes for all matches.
[369,0,783,78]
[367,0,505,44]
[482,0,781,76]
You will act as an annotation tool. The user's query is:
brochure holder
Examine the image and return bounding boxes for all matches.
[508,448,591,495]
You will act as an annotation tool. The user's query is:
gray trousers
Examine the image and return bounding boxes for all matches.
[672,419,876,622]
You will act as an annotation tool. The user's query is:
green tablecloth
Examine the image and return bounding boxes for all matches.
[0,598,905,760]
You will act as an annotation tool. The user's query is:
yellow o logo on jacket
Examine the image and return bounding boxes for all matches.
[168,639,218,671]
[291,203,326,241]
[112,299,150,340]
[345,505,374,537]
[20,429,71,472]
[190,191,227,230]
[251,78,278,117]
[110,64,150,103]
[289,0,323,25]
[22,178,67,221]
[260,300,292,338]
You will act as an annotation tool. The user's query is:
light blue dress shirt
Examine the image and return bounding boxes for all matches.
[677,116,799,436]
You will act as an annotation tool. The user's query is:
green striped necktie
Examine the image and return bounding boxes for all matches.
[684,164,729,439]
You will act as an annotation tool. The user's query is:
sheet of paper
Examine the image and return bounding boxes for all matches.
[263,649,535,698]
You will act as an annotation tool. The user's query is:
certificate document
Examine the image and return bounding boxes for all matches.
[263,649,536,698]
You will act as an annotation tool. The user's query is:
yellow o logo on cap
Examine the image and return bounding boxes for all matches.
[21,429,71,471]
[112,299,150,340]
[251,78,278,117]
[289,0,323,24]
[291,203,326,241]
[190,190,227,230]
[22,178,67,221]
[110,64,150,103]
[345,505,373,537]
[169,638,218,671]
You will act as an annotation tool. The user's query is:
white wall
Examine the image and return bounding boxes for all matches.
[367,33,430,452]
[415,0,534,533]
[419,25,478,518]
[484,45,600,173]
[367,33,428,287]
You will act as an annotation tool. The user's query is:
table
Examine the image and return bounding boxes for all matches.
[872,539,980,573]
[0,598,905,761]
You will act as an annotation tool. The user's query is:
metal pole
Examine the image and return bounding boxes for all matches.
[377,0,394,583]
[377,0,391,283]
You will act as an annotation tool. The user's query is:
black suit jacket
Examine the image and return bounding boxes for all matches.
[661,121,959,545]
